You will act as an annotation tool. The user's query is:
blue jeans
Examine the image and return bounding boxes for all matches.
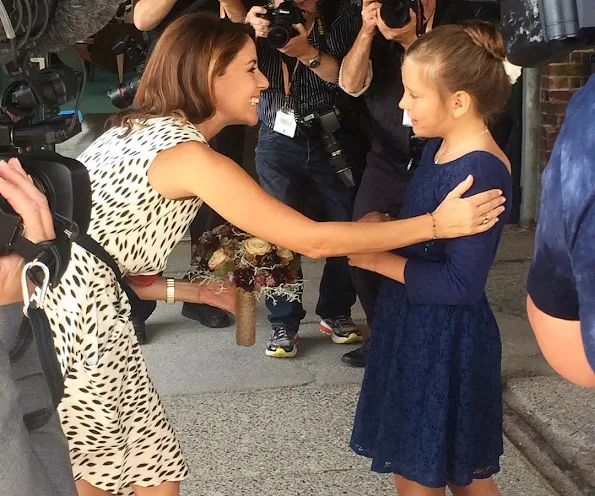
[255,125,357,328]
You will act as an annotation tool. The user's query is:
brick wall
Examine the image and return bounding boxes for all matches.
[540,49,595,168]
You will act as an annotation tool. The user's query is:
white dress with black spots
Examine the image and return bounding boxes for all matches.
[44,117,205,495]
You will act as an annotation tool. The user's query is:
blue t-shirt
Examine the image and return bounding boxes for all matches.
[527,74,595,372]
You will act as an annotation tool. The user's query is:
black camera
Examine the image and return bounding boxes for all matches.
[350,0,422,30]
[107,35,148,109]
[380,0,422,29]
[301,107,356,188]
[258,1,306,49]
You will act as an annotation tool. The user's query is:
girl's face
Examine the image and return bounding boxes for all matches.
[213,39,269,127]
[399,58,450,138]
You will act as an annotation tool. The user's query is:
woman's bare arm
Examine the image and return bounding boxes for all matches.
[148,142,506,259]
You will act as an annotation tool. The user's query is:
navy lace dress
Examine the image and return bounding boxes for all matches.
[350,139,512,488]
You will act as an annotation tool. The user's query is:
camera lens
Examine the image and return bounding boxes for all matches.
[381,1,411,29]
[268,25,292,49]
[321,135,356,188]
[107,76,141,109]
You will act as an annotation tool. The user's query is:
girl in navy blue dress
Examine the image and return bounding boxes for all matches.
[348,21,514,496]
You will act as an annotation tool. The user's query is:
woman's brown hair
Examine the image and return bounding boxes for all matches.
[405,20,511,120]
[111,12,254,131]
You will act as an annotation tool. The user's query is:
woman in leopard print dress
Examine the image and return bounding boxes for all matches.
[45,12,506,496]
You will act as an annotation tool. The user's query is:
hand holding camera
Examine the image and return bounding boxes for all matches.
[376,6,419,48]
[0,158,55,305]
[361,0,382,37]
[278,23,311,58]
[353,0,424,48]
[246,1,306,49]
[246,5,272,38]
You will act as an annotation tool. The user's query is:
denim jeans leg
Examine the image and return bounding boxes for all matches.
[304,140,357,319]
[255,127,308,328]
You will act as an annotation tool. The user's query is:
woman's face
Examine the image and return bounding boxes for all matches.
[399,58,448,138]
[213,39,269,127]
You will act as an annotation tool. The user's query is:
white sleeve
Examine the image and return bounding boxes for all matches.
[338,59,373,97]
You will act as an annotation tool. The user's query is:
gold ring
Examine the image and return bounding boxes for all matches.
[482,214,489,225]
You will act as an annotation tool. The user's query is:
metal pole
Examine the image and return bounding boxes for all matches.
[520,67,542,227]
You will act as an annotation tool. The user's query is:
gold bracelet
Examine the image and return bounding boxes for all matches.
[428,212,436,240]
[166,278,175,304]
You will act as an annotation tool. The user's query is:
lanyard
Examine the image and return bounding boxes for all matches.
[280,16,323,101]
[281,59,300,99]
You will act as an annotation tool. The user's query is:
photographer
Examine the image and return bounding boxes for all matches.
[339,0,509,367]
[0,158,76,496]
[526,74,595,388]
[242,0,365,358]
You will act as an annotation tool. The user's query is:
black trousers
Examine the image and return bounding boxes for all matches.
[130,125,246,322]
[350,153,412,326]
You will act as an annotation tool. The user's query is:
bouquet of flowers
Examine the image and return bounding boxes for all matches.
[187,223,303,304]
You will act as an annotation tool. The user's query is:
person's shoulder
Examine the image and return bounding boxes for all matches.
[561,75,595,147]
[556,76,595,205]
[450,150,511,197]
[458,150,510,177]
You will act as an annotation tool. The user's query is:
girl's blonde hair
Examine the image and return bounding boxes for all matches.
[405,20,512,120]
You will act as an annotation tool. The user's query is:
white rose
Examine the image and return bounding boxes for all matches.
[208,249,229,270]
[243,238,272,256]
[276,247,294,262]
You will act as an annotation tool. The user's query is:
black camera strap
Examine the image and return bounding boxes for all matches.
[10,306,65,431]
[280,14,326,108]
[415,0,426,37]
[76,233,146,318]
[10,256,67,432]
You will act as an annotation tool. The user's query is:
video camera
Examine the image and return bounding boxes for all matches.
[258,1,306,49]
[0,0,91,285]
[465,0,595,67]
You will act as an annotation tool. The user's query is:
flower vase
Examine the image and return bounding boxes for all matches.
[235,289,256,346]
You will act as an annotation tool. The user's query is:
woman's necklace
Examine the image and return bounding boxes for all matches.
[434,128,489,164]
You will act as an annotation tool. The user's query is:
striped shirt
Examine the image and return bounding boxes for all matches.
[256,1,361,130]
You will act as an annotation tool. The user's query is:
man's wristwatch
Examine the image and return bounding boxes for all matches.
[305,50,322,69]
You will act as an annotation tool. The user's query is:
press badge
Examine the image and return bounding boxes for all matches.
[402,110,413,127]
[274,109,297,138]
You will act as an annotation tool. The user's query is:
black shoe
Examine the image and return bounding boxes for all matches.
[182,302,231,328]
[132,317,148,345]
[341,339,369,368]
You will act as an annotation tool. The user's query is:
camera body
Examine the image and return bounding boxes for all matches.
[300,107,356,188]
[380,0,420,29]
[107,35,148,109]
[0,152,91,255]
[0,151,91,284]
[349,0,422,30]
[258,1,306,49]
